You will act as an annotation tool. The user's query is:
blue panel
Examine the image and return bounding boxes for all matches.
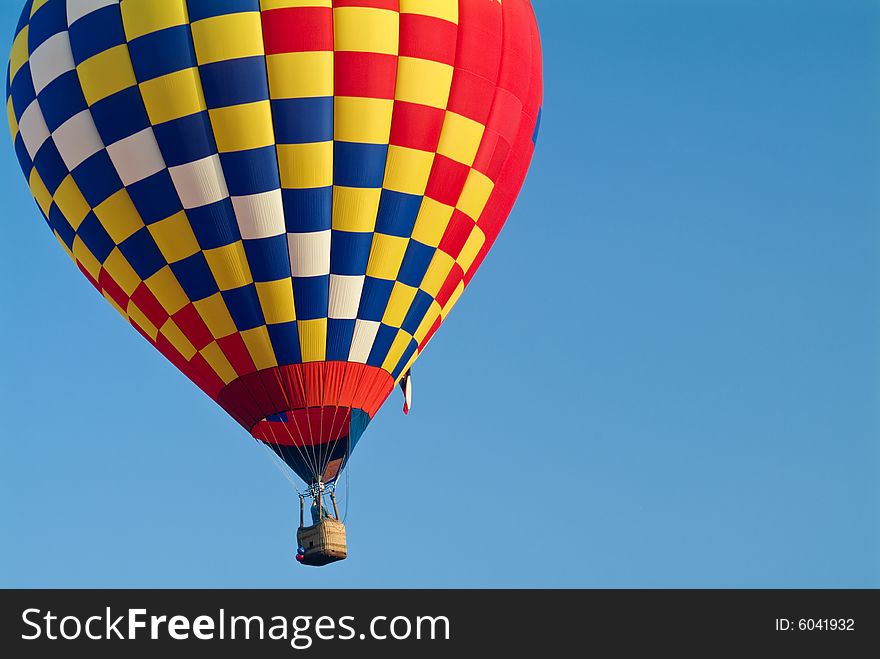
[89,87,151,145]
[326,318,356,361]
[153,112,217,167]
[186,0,260,21]
[271,97,333,144]
[293,275,329,320]
[243,235,291,282]
[401,289,434,335]
[37,71,87,132]
[329,231,372,276]
[68,5,125,63]
[27,0,66,51]
[48,204,76,250]
[119,228,166,280]
[392,339,418,380]
[220,146,280,196]
[72,151,123,207]
[76,212,115,263]
[358,277,394,322]
[397,240,435,288]
[222,284,266,331]
[281,187,332,233]
[32,141,68,194]
[127,171,183,224]
[375,190,422,237]
[532,107,543,145]
[10,62,36,117]
[333,142,388,189]
[128,26,196,82]
[170,252,219,301]
[188,199,240,249]
[200,57,269,108]
[366,324,398,368]
[267,321,301,365]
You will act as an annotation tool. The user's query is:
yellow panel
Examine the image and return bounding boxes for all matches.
[159,318,197,360]
[121,0,189,40]
[103,248,142,295]
[383,145,434,195]
[278,142,333,188]
[334,97,393,143]
[457,170,494,221]
[194,294,238,339]
[103,290,128,319]
[94,189,144,244]
[256,279,296,324]
[241,326,278,370]
[127,301,160,340]
[437,112,485,167]
[30,0,50,17]
[191,13,265,64]
[7,98,18,141]
[267,52,333,99]
[298,319,327,362]
[77,45,137,105]
[365,234,408,280]
[333,7,399,54]
[420,251,455,297]
[28,170,52,216]
[382,282,418,328]
[9,27,28,82]
[394,57,454,109]
[456,226,486,273]
[332,187,381,232]
[71,237,102,280]
[399,0,458,23]
[148,211,200,263]
[411,197,454,247]
[145,266,190,315]
[381,329,413,373]
[261,0,332,8]
[200,341,238,384]
[203,242,253,291]
[139,68,207,125]
[209,101,274,152]
[52,176,91,230]
[440,280,465,319]
[414,300,441,343]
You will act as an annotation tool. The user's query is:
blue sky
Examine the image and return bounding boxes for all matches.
[1,0,878,588]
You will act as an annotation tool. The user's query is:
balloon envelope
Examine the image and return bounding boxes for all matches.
[7,0,543,485]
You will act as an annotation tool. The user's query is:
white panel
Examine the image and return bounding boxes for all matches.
[28,32,75,94]
[53,110,104,171]
[106,128,165,185]
[18,100,51,159]
[288,230,330,278]
[168,155,229,209]
[66,0,119,26]
[231,189,285,239]
[348,319,381,364]
[329,275,365,319]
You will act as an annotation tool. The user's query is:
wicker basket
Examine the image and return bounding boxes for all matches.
[297,518,347,567]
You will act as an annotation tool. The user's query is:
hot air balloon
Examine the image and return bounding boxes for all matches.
[7,0,543,566]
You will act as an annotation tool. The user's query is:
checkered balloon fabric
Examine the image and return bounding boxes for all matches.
[7,0,543,485]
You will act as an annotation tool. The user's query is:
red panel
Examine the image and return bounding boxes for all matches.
[334,51,398,99]
[217,333,257,377]
[98,268,129,310]
[261,7,333,54]
[424,155,470,206]
[332,0,398,9]
[437,210,474,260]
[398,14,457,64]
[130,283,169,330]
[388,101,445,151]
[171,304,213,351]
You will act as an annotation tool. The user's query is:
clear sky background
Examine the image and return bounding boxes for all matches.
[1,0,878,588]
